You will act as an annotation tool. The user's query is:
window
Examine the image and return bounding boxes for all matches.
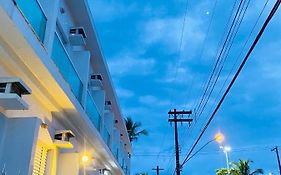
[56,21,68,44]
[15,0,47,42]
[86,91,102,130]
[51,33,83,101]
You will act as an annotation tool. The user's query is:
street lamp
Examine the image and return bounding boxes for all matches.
[184,132,225,163]
[220,145,231,172]
[214,132,225,144]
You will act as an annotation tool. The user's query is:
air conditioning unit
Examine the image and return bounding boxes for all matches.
[69,27,87,46]
[104,100,112,111]
[54,130,75,149]
[0,77,31,110]
[99,169,110,175]
[89,74,103,90]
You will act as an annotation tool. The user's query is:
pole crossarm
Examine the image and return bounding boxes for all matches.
[168,118,193,122]
[168,109,193,175]
[272,146,281,175]
[168,110,192,115]
[152,165,164,175]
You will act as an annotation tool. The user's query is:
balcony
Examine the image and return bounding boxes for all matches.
[86,91,102,131]
[103,127,111,148]
[51,34,83,102]
[14,0,47,42]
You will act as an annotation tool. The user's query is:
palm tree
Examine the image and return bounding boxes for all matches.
[136,172,148,175]
[216,159,263,175]
[125,117,148,142]
[216,168,228,175]
[231,160,263,175]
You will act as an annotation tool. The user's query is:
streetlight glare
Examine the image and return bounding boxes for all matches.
[224,146,231,152]
[220,145,231,152]
[214,132,225,143]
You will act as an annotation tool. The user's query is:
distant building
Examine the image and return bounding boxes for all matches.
[0,0,131,175]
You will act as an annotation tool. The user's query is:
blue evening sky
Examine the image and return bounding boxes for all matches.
[89,0,281,174]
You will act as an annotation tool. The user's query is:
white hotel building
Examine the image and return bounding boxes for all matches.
[0,0,131,175]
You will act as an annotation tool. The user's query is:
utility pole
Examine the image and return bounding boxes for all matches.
[272,146,281,175]
[168,109,192,175]
[152,166,164,175]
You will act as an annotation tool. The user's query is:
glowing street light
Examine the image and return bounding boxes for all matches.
[220,145,231,172]
[214,132,225,143]
[184,132,226,163]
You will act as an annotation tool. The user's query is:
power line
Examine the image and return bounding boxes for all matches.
[180,0,249,164]
[182,0,219,109]
[157,0,190,166]
[178,0,241,164]
[181,0,281,167]
[133,144,281,157]
[195,0,248,119]
[195,0,252,132]
[179,0,220,155]
[208,0,270,117]
[193,0,241,118]
[164,1,191,174]
[168,109,193,175]
[196,0,251,119]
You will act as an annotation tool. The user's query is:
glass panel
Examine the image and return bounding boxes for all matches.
[15,0,47,42]
[86,92,102,130]
[51,34,83,101]
[103,128,111,147]
[119,142,124,165]
[113,142,119,160]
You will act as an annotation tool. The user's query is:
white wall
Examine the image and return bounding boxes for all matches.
[0,117,40,175]
[0,113,6,159]
[57,153,80,175]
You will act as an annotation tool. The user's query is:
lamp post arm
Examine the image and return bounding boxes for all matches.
[182,139,215,164]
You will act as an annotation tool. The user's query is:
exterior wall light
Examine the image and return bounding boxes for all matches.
[81,155,89,164]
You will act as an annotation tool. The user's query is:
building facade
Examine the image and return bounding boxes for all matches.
[0,0,131,175]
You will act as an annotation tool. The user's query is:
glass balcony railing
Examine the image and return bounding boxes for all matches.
[86,91,102,131]
[15,0,47,42]
[103,128,111,148]
[51,34,83,101]
[112,137,130,173]
[112,143,119,160]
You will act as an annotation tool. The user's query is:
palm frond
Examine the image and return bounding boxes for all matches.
[250,169,264,175]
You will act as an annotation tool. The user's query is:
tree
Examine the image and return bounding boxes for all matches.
[125,117,148,142]
[136,172,148,175]
[216,168,228,175]
[216,159,264,175]
[231,160,263,175]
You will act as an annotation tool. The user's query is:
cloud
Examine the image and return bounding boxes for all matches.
[122,106,149,117]
[161,64,194,84]
[139,95,171,106]
[141,16,205,54]
[116,87,134,98]
[88,0,137,22]
[108,53,156,76]
[260,41,281,79]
